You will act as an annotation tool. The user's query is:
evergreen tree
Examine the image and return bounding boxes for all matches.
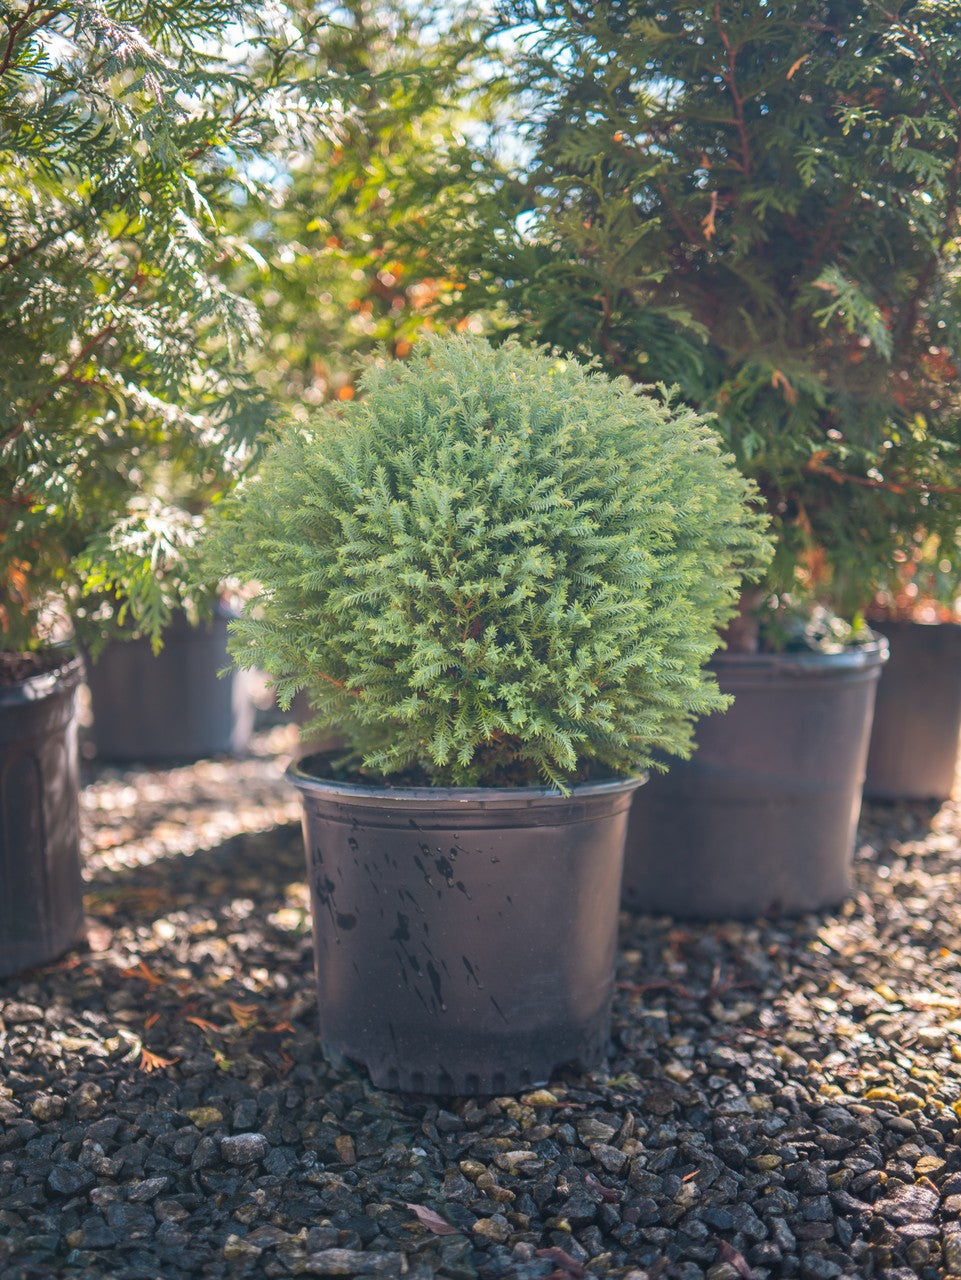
[208,335,772,787]
[437,0,961,635]
[0,1,333,652]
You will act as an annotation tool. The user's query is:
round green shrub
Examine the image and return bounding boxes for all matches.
[210,335,772,786]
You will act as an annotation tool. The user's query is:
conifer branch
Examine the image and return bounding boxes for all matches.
[806,457,961,498]
[712,2,752,177]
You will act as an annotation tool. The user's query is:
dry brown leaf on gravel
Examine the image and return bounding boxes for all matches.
[119,960,165,986]
[228,1001,260,1028]
[717,1240,755,1279]
[184,1016,221,1033]
[138,1049,179,1073]
[401,1203,459,1235]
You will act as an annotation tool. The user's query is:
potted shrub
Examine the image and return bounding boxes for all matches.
[436,0,961,916]
[0,1,322,973]
[208,333,771,1093]
[864,548,961,803]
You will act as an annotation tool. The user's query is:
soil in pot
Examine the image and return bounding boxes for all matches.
[622,639,887,920]
[864,620,961,803]
[290,756,643,1095]
[0,653,86,977]
[87,608,254,762]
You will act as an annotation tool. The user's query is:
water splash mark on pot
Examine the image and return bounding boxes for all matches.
[313,871,338,924]
[390,912,411,943]
[434,854,455,886]
[426,959,446,1011]
[420,941,450,982]
[335,912,357,931]
[414,848,435,888]
[490,994,509,1025]
[456,881,472,900]
[462,955,483,988]
[399,887,424,915]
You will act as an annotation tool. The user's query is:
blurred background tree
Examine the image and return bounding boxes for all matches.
[0,0,340,652]
[228,0,498,414]
[430,0,961,637]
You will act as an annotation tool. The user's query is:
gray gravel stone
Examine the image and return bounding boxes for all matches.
[47,1163,94,1196]
[876,1182,939,1224]
[126,1176,169,1202]
[799,1255,843,1279]
[304,1249,402,1275]
[221,1132,269,1165]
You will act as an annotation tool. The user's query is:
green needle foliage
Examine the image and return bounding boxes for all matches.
[227,0,495,412]
[0,1,335,652]
[435,0,961,627]
[209,334,772,787]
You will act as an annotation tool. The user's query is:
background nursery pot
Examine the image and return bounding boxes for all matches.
[623,639,888,920]
[290,757,642,1095]
[87,607,254,762]
[0,655,85,977]
[864,621,961,803]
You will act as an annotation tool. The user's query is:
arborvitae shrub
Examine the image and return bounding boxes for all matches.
[435,1,961,624]
[210,335,772,786]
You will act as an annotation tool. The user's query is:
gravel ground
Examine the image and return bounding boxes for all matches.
[1,730,959,1280]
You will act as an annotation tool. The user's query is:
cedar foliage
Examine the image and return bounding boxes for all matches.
[227,0,493,411]
[209,335,772,787]
[0,1,332,652]
[438,0,961,623]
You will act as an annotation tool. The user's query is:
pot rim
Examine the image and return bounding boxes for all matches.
[713,633,888,676]
[0,651,84,709]
[287,753,645,806]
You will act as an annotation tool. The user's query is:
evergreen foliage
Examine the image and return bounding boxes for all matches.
[227,0,494,412]
[435,0,961,629]
[208,334,772,787]
[0,1,333,652]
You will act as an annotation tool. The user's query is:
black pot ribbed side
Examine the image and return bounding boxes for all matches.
[623,641,887,920]
[0,656,85,977]
[87,610,254,762]
[289,761,643,1095]
[864,621,961,803]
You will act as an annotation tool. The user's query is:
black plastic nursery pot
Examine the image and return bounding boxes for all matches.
[87,608,254,762]
[622,639,888,921]
[0,655,86,978]
[289,757,643,1095]
[864,620,961,803]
